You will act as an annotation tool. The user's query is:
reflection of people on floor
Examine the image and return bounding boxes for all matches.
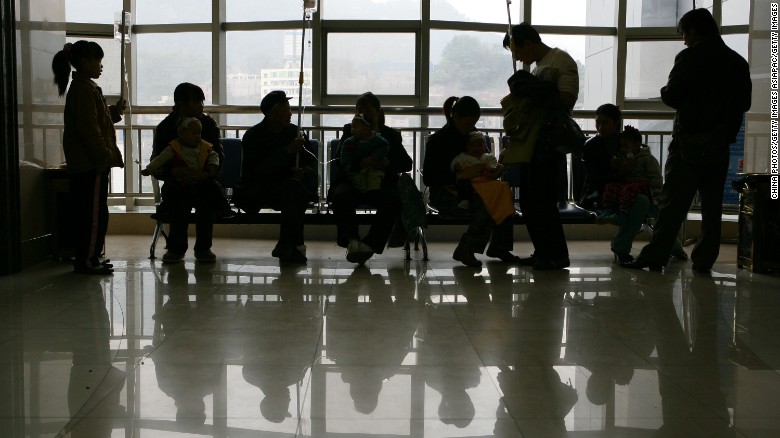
[564,288,655,405]
[150,262,223,426]
[242,264,320,423]
[648,275,735,437]
[64,279,125,438]
[494,272,576,438]
[419,268,481,428]
[327,266,419,414]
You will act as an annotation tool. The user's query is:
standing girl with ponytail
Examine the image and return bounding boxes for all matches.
[52,40,126,274]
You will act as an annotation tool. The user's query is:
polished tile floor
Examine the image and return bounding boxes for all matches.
[1,236,779,438]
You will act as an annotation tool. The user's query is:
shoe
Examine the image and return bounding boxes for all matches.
[74,260,113,275]
[595,209,615,224]
[516,255,537,266]
[671,249,689,261]
[195,250,217,262]
[620,259,663,272]
[533,258,570,270]
[90,258,113,268]
[486,248,520,263]
[596,212,626,226]
[692,264,711,274]
[346,239,374,265]
[162,251,184,263]
[612,251,634,264]
[453,247,482,267]
[279,247,307,264]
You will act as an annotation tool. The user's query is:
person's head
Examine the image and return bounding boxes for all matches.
[52,40,104,96]
[259,389,292,423]
[351,113,373,139]
[173,82,206,117]
[619,125,643,154]
[443,96,481,134]
[466,131,487,157]
[586,371,612,406]
[177,117,203,146]
[503,22,543,64]
[595,104,622,137]
[355,91,384,129]
[678,8,720,47]
[260,90,293,127]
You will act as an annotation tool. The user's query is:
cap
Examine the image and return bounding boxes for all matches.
[260,90,292,115]
[352,113,371,126]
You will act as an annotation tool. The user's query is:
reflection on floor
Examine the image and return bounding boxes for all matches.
[1,237,778,438]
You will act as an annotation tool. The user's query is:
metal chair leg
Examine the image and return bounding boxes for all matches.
[150,221,162,259]
[419,227,429,261]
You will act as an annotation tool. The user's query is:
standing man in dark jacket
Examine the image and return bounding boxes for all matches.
[624,9,751,273]
[234,90,318,263]
[151,82,227,263]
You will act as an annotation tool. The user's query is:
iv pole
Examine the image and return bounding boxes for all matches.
[506,0,517,72]
[296,1,317,167]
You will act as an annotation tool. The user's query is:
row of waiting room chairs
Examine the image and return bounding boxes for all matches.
[149,136,605,261]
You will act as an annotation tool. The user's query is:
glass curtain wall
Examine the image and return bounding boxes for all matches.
[62,0,751,202]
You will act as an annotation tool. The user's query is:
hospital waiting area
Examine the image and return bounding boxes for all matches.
[1,1,780,437]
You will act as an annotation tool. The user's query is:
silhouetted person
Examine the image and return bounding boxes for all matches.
[623,8,751,273]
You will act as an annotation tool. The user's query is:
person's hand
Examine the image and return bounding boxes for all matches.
[459,164,483,180]
[484,164,504,180]
[291,167,304,181]
[115,98,127,113]
[286,137,305,155]
[140,168,150,176]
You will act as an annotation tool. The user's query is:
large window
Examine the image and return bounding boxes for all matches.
[59,0,752,204]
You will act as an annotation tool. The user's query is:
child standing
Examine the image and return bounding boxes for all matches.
[340,113,390,194]
[450,132,502,210]
[52,41,125,275]
[141,117,222,263]
[597,125,663,225]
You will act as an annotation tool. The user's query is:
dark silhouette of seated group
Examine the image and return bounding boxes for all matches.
[54,10,750,275]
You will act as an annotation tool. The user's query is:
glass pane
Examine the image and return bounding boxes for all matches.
[323,0,421,20]
[723,33,749,60]
[583,36,617,110]
[627,0,713,27]
[430,0,520,24]
[226,30,313,108]
[65,0,122,24]
[625,41,686,99]
[65,37,122,97]
[429,30,515,110]
[585,0,617,27]
[135,0,211,24]
[532,0,587,26]
[226,0,303,22]
[326,33,416,95]
[136,33,212,105]
[722,0,750,25]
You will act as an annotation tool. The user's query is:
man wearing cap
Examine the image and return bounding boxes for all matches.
[234,90,318,263]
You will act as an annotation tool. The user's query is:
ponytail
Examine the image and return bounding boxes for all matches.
[443,96,459,125]
[52,44,73,97]
[51,40,105,97]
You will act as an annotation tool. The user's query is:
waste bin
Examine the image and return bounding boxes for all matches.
[733,173,780,273]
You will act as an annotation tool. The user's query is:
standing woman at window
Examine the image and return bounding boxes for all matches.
[52,41,126,274]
